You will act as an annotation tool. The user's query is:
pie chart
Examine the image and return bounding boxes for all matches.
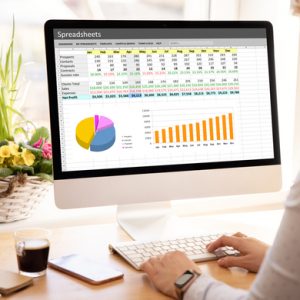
[76,115,116,152]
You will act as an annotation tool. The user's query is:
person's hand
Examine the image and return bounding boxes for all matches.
[141,251,200,299]
[206,232,269,273]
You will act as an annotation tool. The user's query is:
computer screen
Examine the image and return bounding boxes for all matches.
[44,21,281,233]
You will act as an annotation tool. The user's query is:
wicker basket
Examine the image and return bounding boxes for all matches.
[0,176,51,223]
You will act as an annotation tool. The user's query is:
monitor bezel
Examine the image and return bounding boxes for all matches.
[44,20,280,181]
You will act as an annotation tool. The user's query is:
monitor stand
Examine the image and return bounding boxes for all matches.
[116,201,175,241]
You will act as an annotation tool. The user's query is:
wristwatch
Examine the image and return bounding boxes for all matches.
[174,269,201,300]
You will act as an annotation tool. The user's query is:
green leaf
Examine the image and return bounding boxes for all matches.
[19,142,43,157]
[39,159,53,174]
[0,87,10,139]
[0,167,13,177]
[4,41,12,84]
[0,57,5,82]
[9,17,15,87]
[35,173,53,182]
[11,16,15,41]
[0,140,9,146]
[11,165,34,175]
[29,127,50,145]
[0,17,23,142]
[13,54,22,86]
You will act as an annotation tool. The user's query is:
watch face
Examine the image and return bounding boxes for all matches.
[175,271,194,288]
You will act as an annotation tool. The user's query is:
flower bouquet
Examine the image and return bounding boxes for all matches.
[0,20,52,222]
[0,129,53,181]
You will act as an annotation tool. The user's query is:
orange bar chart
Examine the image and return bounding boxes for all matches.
[222,115,227,140]
[182,125,187,142]
[216,116,220,140]
[175,125,180,142]
[196,122,200,141]
[202,120,207,141]
[153,112,234,144]
[209,118,214,141]
[162,129,166,143]
[189,124,194,142]
[155,130,159,143]
[168,127,173,143]
[229,113,234,140]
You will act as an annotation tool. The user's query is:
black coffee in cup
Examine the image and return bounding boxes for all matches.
[16,239,50,274]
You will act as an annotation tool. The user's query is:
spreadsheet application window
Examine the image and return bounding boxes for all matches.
[53,28,274,172]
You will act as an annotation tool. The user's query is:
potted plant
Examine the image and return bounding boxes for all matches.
[0,19,52,222]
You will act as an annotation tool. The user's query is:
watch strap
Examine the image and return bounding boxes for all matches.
[175,270,201,300]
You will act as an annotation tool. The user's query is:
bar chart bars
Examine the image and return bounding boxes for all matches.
[154,113,234,144]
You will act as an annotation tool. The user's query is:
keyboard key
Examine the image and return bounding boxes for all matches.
[110,233,230,270]
[214,249,227,258]
[225,249,239,256]
[188,252,217,262]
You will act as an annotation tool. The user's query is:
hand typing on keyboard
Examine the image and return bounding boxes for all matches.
[138,232,269,299]
[109,233,240,270]
[206,232,269,273]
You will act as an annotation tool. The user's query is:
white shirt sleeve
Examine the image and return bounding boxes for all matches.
[184,171,300,300]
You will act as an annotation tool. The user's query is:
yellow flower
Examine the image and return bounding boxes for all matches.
[21,149,35,166]
[0,157,4,165]
[12,155,24,166]
[8,142,19,156]
[0,145,11,158]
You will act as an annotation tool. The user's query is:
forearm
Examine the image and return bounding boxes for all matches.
[246,207,300,299]
[184,275,248,300]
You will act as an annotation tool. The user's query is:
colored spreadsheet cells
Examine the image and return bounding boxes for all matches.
[76,116,116,151]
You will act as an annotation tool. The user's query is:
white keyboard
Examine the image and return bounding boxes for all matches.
[109,233,240,270]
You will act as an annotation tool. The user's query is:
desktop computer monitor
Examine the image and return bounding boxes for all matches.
[44,20,281,240]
